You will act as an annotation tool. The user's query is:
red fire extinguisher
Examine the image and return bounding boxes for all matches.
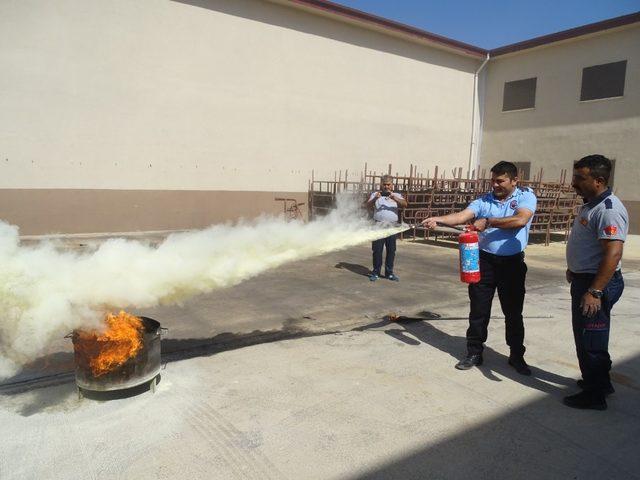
[459,226,481,284]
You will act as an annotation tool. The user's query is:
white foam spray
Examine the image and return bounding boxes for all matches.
[0,194,407,378]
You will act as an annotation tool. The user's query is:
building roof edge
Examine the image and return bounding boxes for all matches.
[278,2,640,61]
[490,11,640,57]
[283,0,488,58]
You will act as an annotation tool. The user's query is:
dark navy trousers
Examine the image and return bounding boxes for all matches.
[372,234,397,276]
[467,250,527,357]
[570,270,624,393]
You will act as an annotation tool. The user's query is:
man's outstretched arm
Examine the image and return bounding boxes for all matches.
[421,208,476,229]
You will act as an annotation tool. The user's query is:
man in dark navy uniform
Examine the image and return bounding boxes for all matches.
[564,155,628,410]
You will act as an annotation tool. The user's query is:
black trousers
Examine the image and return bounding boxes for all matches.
[467,250,527,357]
[371,234,397,276]
[571,270,624,393]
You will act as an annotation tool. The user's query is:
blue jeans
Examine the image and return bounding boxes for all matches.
[372,234,397,276]
[570,270,624,393]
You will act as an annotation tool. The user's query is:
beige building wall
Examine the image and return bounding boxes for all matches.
[480,25,640,231]
[0,0,480,234]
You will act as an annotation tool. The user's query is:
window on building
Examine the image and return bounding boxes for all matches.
[513,162,531,180]
[502,77,537,111]
[580,60,626,101]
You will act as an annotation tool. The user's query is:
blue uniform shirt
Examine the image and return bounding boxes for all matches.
[467,187,537,256]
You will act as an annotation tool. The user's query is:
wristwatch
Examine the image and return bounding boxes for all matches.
[588,288,604,299]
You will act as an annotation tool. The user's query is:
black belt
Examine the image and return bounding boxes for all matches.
[570,270,622,278]
[569,271,594,278]
[480,250,524,263]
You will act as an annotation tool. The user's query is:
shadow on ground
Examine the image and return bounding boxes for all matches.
[348,313,640,479]
[0,319,332,415]
[347,347,640,480]
[5,312,637,421]
[356,314,574,395]
[335,262,371,276]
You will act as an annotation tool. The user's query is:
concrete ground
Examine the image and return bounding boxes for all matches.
[2,234,640,479]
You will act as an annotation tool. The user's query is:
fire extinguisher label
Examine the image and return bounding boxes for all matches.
[460,242,480,273]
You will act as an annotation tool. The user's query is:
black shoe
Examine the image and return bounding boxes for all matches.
[455,354,483,370]
[563,390,607,410]
[508,357,532,376]
[576,379,615,395]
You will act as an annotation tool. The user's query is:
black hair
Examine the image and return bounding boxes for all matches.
[574,154,612,184]
[490,161,518,179]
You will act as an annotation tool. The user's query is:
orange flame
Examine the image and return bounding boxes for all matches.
[74,311,144,377]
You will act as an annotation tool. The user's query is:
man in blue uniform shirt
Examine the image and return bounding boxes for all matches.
[422,161,537,374]
[564,155,628,411]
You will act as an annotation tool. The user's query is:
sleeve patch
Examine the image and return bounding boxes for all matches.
[603,225,618,236]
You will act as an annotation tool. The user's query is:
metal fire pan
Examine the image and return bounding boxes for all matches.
[70,316,166,392]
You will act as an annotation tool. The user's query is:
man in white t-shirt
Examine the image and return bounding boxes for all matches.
[365,175,407,281]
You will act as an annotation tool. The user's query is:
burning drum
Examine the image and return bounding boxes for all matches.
[68,312,165,395]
